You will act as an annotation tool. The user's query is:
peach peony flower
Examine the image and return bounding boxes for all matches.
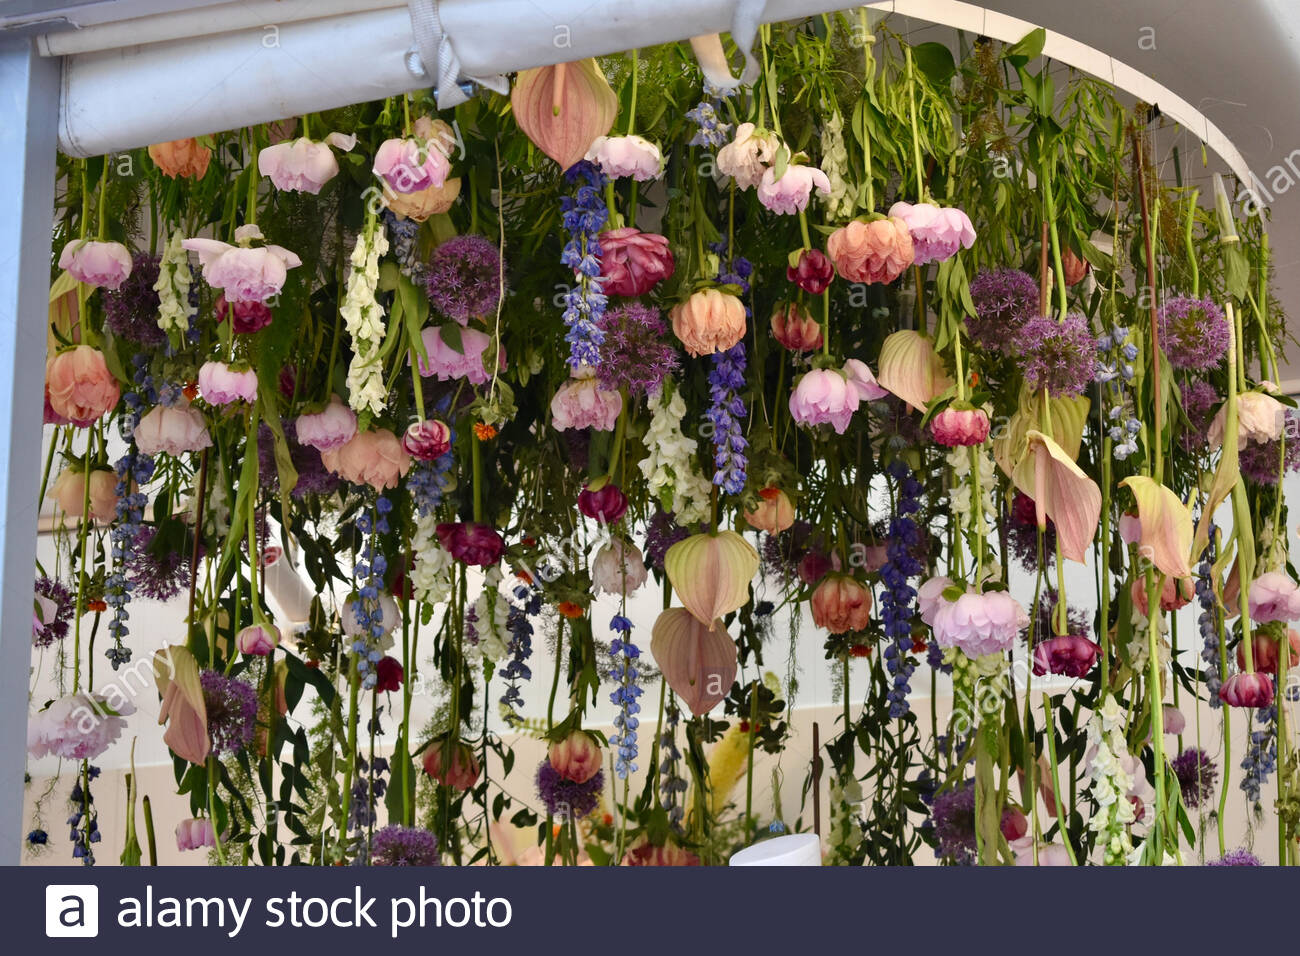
[1130,575,1195,615]
[585,134,663,181]
[591,538,647,595]
[757,164,831,215]
[58,240,133,290]
[716,122,780,190]
[50,467,118,522]
[550,370,622,431]
[148,138,211,179]
[46,346,120,426]
[321,428,411,491]
[1208,389,1287,450]
[670,288,746,357]
[826,217,914,284]
[810,575,873,634]
[770,302,823,351]
[383,176,462,221]
[744,488,795,535]
[548,731,603,784]
[132,402,211,457]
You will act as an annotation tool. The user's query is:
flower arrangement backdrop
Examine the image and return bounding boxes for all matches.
[26,13,1300,867]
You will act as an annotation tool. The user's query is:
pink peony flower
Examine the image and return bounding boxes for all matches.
[770,302,823,352]
[548,731,603,784]
[27,692,134,760]
[1236,628,1300,675]
[417,325,493,385]
[373,136,450,193]
[917,576,955,627]
[887,201,976,265]
[435,522,505,567]
[591,538,648,595]
[46,346,120,426]
[237,622,280,656]
[258,136,346,194]
[578,483,628,524]
[133,402,212,456]
[402,419,452,461]
[826,217,914,284]
[58,239,133,290]
[930,406,990,446]
[716,122,779,190]
[598,228,675,296]
[176,817,216,852]
[810,575,872,634]
[1219,672,1275,708]
[182,230,301,303]
[50,467,118,522]
[422,737,481,790]
[932,589,1029,659]
[295,396,357,451]
[788,367,859,434]
[321,428,411,491]
[198,361,258,405]
[843,358,889,402]
[1248,571,1300,623]
[757,164,831,215]
[1031,635,1100,677]
[550,373,622,431]
[585,134,663,181]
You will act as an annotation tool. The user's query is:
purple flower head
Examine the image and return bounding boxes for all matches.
[1171,747,1218,809]
[200,670,258,755]
[102,253,167,347]
[1158,296,1230,371]
[967,268,1038,352]
[33,576,74,647]
[535,758,604,818]
[370,825,440,866]
[425,235,503,325]
[644,510,690,570]
[1018,313,1097,398]
[257,419,340,499]
[931,781,977,865]
[1008,490,1055,570]
[1239,411,1300,485]
[1180,380,1220,451]
[127,524,199,602]
[1208,848,1263,866]
[595,303,679,397]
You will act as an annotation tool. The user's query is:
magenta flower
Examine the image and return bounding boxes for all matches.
[598,228,675,297]
[786,248,834,294]
[373,137,450,193]
[789,367,860,434]
[198,361,258,405]
[417,325,493,385]
[295,396,357,451]
[932,589,1029,659]
[887,201,976,265]
[58,239,133,290]
[435,522,505,567]
[1218,672,1275,708]
[1031,635,1100,677]
[215,293,273,334]
[578,483,628,524]
[1248,571,1300,623]
[236,622,280,656]
[402,419,451,461]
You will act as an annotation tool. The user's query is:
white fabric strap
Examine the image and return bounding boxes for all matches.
[406,0,509,108]
[691,0,769,90]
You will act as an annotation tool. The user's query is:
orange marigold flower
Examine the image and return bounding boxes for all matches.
[473,422,498,440]
[182,382,199,401]
[558,601,584,619]
[515,569,534,584]
[86,599,107,613]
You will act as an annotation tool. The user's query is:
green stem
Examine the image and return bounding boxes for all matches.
[904,46,925,201]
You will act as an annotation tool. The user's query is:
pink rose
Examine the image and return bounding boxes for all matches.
[788,367,859,434]
[50,467,118,521]
[1248,571,1300,623]
[402,419,452,461]
[182,229,301,303]
[237,622,280,656]
[258,137,340,194]
[417,326,493,385]
[585,134,663,181]
[826,217,915,284]
[46,346,120,426]
[58,239,132,290]
[321,428,411,492]
[373,137,450,194]
[198,361,258,405]
[757,164,831,215]
[598,228,675,297]
[435,522,505,567]
[932,589,1029,659]
[930,406,990,446]
[843,358,889,402]
[887,201,976,265]
[551,373,622,432]
[295,396,357,451]
[133,403,212,456]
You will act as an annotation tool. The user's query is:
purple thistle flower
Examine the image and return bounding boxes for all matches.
[1018,313,1097,398]
[370,825,440,866]
[1180,380,1220,452]
[967,268,1039,352]
[425,235,503,325]
[200,670,258,755]
[33,576,74,647]
[102,253,167,347]
[1207,848,1263,866]
[1158,295,1231,371]
[535,759,604,818]
[930,781,977,865]
[595,303,679,397]
[1239,412,1300,485]
[1171,747,1219,809]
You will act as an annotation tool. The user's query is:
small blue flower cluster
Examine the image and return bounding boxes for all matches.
[658,701,687,829]
[560,160,609,370]
[1095,326,1141,460]
[499,584,540,725]
[67,765,101,865]
[349,750,389,834]
[880,462,922,717]
[608,613,642,778]
[382,209,424,280]
[1240,696,1278,803]
[708,248,752,495]
[1196,555,1222,706]
[686,93,733,149]
[351,498,392,690]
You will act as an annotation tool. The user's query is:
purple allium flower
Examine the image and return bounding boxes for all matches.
[127,524,198,602]
[1020,586,1087,647]
[1158,295,1231,371]
[102,253,167,347]
[1207,848,1263,866]
[1007,490,1055,570]
[535,758,604,817]
[200,670,257,755]
[595,303,679,397]
[1239,412,1300,485]
[1180,380,1220,451]
[967,268,1039,352]
[930,780,977,864]
[370,825,440,866]
[33,576,74,647]
[257,420,340,499]
[1171,747,1218,809]
[1018,313,1097,398]
[644,510,689,571]
[425,235,503,325]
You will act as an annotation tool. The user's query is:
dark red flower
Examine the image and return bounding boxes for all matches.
[215,293,274,334]
[786,249,835,295]
[1031,634,1100,678]
[1219,672,1275,708]
[374,656,403,693]
[435,522,505,566]
[578,483,628,524]
[797,550,833,586]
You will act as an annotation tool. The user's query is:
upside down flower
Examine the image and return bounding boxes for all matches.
[608,614,643,777]
[826,217,914,284]
[639,385,713,526]
[671,288,747,357]
[585,134,663,181]
[650,608,737,716]
[341,220,389,415]
[27,693,134,760]
[756,164,831,215]
[716,122,780,189]
[550,367,622,431]
[182,224,301,304]
[887,201,976,265]
[931,588,1029,659]
[664,531,759,628]
[59,239,133,290]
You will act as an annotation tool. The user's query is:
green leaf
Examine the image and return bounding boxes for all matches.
[1005,27,1047,66]
[439,321,465,355]
[911,42,955,84]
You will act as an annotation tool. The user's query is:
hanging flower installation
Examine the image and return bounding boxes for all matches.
[25,17,1300,869]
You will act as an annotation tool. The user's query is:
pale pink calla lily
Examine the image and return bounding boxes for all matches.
[663,531,759,629]
[154,645,210,765]
[1119,476,1194,579]
[650,608,738,716]
[877,330,953,413]
[1015,430,1101,564]
[511,59,618,170]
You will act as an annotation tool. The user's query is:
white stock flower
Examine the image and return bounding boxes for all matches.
[342,224,390,415]
[411,513,454,606]
[640,385,713,526]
